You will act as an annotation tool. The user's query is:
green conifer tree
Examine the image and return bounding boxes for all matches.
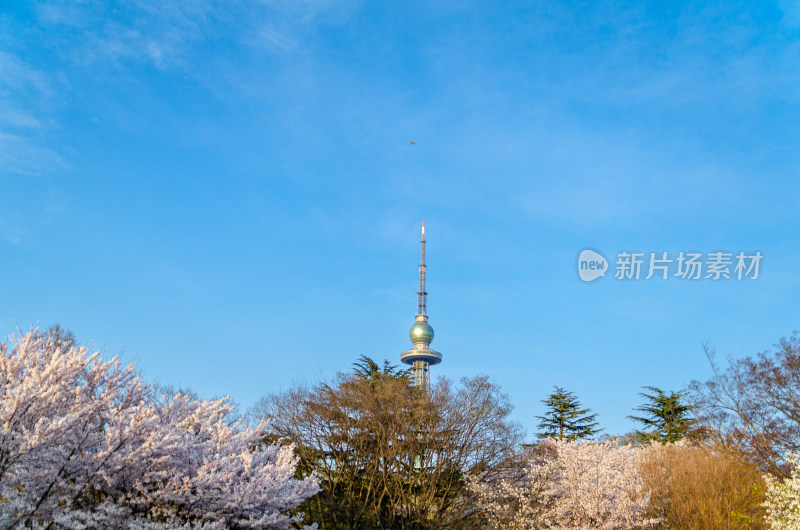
[628,386,697,443]
[352,355,410,382]
[536,386,601,441]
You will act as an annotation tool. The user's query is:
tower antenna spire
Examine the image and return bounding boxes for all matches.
[417,221,427,318]
[401,221,442,392]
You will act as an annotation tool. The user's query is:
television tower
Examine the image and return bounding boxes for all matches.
[401,221,442,391]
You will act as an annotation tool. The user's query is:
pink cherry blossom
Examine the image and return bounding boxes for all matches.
[0,330,318,529]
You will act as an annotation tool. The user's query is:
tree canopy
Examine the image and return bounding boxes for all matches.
[351,354,410,382]
[0,327,318,528]
[629,386,697,443]
[690,332,800,477]
[536,386,601,442]
[255,357,522,529]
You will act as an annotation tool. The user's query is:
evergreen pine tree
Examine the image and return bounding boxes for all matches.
[352,355,410,382]
[628,386,696,443]
[536,386,601,441]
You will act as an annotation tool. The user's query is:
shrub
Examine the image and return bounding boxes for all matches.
[641,442,766,529]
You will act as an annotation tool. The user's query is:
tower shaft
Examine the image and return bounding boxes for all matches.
[412,360,430,392]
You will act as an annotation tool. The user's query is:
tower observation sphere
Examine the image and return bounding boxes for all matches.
[400,221,442,390]
[409,320,434,345]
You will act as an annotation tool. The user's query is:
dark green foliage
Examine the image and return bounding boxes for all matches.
[352,355,410,382]
[536,386,601,442]
[629,386,697,443]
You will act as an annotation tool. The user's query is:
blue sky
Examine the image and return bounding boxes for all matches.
[1,0,799,437]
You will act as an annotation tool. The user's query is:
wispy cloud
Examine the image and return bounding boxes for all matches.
[34,0,355,71]
[0,132,65,175]
[1,0,356,173]
[506,1,800,108]
[0,106,43,129]
[0,51,51,95]
[0,51,63,175]
[245,24,298,53]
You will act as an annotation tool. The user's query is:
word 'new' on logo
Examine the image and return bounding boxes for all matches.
[578,249,608,282]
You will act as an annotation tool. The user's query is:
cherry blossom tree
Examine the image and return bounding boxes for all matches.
[0,329,318,529]
[546,440,654,528]
[764,453,800,529]
[468,446,559,529]
[470,440,655,529]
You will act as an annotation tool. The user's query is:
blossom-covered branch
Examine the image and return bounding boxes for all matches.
[0,329,318,529]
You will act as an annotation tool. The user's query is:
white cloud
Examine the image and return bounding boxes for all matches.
[247,25,297,52]
[0,51,51,95]
[0,51,62,175]
[33,0,356,71]
[0,132,65,176]
[0,106,43,129]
